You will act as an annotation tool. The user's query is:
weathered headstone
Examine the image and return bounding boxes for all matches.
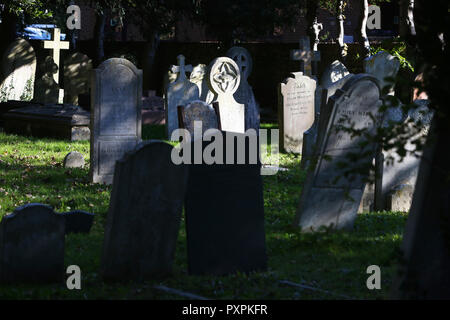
[64,151,85,168]
[320,60,350,89]
[294,74,383,231]
[364,50,400,95]
[63,52,93,105]
[0,38,36,102]
[33,56,60,104]
[178,100,219,138]
[0,203,65,284]
[165,55,199,139]
[90,58,142,185]
[185,132,267,275]
[101,141,187,281]
[226,46,260,131]
[278,72,316,153]
[208,57,244,133]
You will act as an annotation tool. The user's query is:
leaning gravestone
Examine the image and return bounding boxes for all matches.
[101,141,187,281]
[0,38,36,102]
[0,203,65,284]
[294,74,383,231]
[226,46,260,131]
[165,55,199,139]
[208,57,245,133]
[184,131,267,275]
[90,58,142,185]
[278,72,316,153]
[63,52,93,105]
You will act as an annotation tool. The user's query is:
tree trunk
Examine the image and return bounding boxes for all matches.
[94,11,106,65]
[336,0,347,62]
[143,31,161,94]
[358,0,370,57]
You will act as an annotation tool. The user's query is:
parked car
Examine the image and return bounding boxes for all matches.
[17,24,66,40]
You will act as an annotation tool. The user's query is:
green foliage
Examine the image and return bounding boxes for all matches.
[370,40,414,72]
[0,126,407,299]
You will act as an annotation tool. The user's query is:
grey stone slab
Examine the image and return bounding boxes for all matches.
[278,72,316,153]
[90,58,142,185]
[101,140,187,281]
[63,151,85,168]
[0,203,65,284]
[294,74,383,231]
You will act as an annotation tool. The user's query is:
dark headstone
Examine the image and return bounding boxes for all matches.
[294,74,383,231]
[101,141,187,281]
[0,203,65,284]
[90,58,142,185]
[63,210,94,234]
[3,104,90,140]
[184,131,267,275]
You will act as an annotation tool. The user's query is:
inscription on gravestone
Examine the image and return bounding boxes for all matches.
[90,58,142,184]
[294,74,383,231]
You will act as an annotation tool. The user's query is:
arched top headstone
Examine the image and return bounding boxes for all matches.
[97,58,140,76]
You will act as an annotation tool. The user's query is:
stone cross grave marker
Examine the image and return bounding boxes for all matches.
[90,58,142,185]
[208,57,244,133]
[294,74,383,231]
[43,28,70,84]
[226,46,260,131]
[0,39,36,102]
[101,141,187,281]
[0,203,65,284]
[290,36,320,77]
[165,54,199,139]
[278,72,316,154]
[184,131,267,275]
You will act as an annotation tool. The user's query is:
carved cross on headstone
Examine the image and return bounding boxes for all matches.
[44,28,70,84]
[170,55,192,82]
[290,36,320,77]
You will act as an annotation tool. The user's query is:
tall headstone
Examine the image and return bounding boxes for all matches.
[185,132,267,275]
[90,58,142,185]
[101,141,187,281]
[165,55,199,139]
[290,36,320,77]
[0,39,36,102]
[278,72,316,154]
[208,57,244,133]
[294,74,383,231]
[0,203,65,284]
[63,52,93,105]
[226,46,260,131]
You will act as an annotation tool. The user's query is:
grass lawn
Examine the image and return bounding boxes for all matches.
[0,124,407,299]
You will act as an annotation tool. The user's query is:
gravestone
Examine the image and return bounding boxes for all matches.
[290,36,320,77]
[178,100,219,138]
[381,100,433,211]
[184,131,267,275]
[43,28,69,84]
[90,58,142,185]
[0,38,36,102]
[101,141,187,281]
[320,60,350,89]
[278,72,316,154]
[64,52,93,105]
[0,203,65,284]
[364,50,400,95]
[64,151,85,168]
[4,104,90,140]
[33,56,60,104]
[208,57,244,133]
[226,46,260,131]
[294,74,383,231]
[393,118,450,298]
[165,55,199,139]
[63,210,94,234]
